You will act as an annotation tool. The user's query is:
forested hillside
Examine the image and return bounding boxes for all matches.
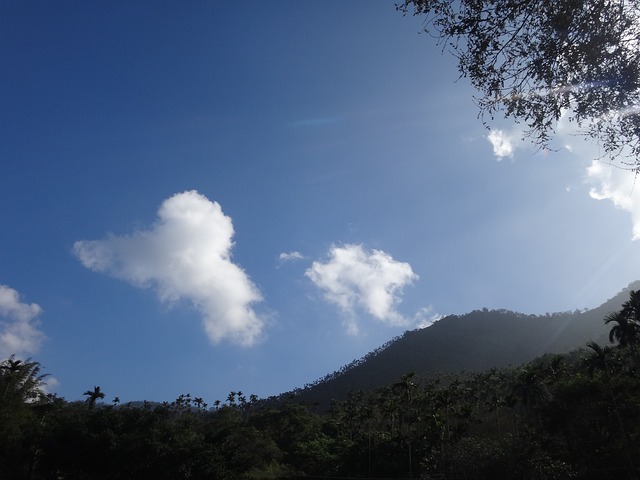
[287,282,639,407]
[2,285,640,479]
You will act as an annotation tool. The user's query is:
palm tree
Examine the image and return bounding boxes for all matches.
[1,355,48,403]
[585,342,618,378]
[511,365,551,419]
[83,385,105,408]
[605,291,640,375]
[621,289,640,321]
[605,311,640,355]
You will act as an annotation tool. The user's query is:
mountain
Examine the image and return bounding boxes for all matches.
[288,281,640,407]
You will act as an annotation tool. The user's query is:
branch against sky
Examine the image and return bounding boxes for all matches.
[0,285,45,358]
[73,190,265,347]
[305,244,418,334]
[399,0,640,167]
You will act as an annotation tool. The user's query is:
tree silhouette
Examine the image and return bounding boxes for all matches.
[606,290,640,361]
[605,310,640,354]
[399,0,640,167]
[83,386,105,409]
[0,356,50,479]
[1,355,48,403]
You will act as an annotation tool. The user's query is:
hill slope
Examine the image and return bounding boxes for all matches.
[290,282,639,406]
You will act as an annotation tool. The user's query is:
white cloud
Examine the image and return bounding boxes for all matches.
[414,306,442,329]
[0,285,45,358]
[586,161,640,239]
[41,376,60,395]
[487,129,518,159]
[279,251,304,262]
[305,244,418,334]
[74,190,265,346]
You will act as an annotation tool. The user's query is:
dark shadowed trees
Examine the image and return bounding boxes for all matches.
[0,357,50,479]
[584,341,636,476]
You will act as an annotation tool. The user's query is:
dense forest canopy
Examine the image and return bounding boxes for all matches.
[2,291,640,478]
[399,0,640,167]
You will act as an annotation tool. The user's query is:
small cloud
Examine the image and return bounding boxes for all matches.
[0,285,46,358]
[305,244,418,334]
[586,161,640,239]
[414,306,442,329]
[487,129,517,159]
[278,251,304,263]
[74,190,265,346]
[42,376,60,395]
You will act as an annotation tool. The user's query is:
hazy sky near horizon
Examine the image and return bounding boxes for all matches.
[2,1,640,404]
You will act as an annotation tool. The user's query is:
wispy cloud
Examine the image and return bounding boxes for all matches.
[278,251,304,263]
[305,244,418,334]
[414,306,442,329]
[487,128,521,159]
[0,285,45,358]
[74,190,265,346]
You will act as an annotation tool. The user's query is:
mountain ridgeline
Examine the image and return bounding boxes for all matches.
[287,282,640,406]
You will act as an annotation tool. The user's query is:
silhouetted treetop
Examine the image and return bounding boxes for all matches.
[399,0,640,167]
[0,355,48,404]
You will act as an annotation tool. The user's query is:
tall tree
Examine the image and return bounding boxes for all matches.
[398,0,640,167]
[605,311,640,353]
[83,386,105,409]
[605,290,640,363]
[0,355,48,404]
[0,357,50,479]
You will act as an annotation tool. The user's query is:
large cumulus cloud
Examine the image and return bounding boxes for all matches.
[0,285,45,358]
[74,190,264,346]
[305,244,418,334]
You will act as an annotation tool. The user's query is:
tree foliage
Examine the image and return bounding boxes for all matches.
[0,356,50,479]
[83,385,105,409]
[606,289,640,365]
[398,0,640,167]
[1,355,48,404]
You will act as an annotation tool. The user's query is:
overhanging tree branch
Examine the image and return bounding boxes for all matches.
[398,0,640,167]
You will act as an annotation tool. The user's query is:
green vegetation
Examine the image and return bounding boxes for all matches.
[2,292,640,478]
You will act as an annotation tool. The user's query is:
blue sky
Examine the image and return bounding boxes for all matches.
[2,1,640,404]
